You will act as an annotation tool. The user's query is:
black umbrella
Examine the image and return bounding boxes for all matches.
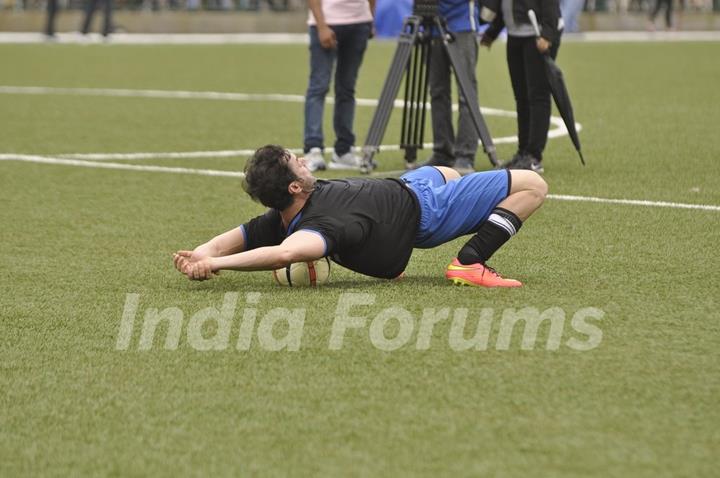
[528,10,585,165]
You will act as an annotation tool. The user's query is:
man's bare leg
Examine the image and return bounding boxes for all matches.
[435,167,547,220]
[497,170,548,220]
[434,166,461,183]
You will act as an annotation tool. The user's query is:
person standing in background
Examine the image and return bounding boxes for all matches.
[303,0,375,172]
[45,0,59,39]
[423,0,482,176]
[81,0,114,38]
[560,0,584,33]
[480,0,563,174]
[647,0,674,31]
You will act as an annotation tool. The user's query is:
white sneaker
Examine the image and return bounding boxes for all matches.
[305,147,326,172]
[329,151,363,170]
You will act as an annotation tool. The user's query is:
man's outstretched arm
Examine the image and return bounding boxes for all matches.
[188,227,247,260]
[172,226,247,279]
[175,230,326,281]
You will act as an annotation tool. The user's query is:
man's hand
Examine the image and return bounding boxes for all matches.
[186,257,217,281]
[318,24,337,49]
[480,33,494,49]
[173,250,199,274]
[536,37,551,54]
[173,250,191,274]
[173,250,219,281]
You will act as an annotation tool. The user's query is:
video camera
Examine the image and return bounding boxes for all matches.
[412,0,439,18]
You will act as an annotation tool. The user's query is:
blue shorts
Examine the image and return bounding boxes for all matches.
[401,167,511,248]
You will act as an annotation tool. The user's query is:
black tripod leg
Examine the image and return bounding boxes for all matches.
[438,25,499,167]
[361,18,421,173]
[403,34,423,164]
[417,37,431,155]
[407,36,425,164]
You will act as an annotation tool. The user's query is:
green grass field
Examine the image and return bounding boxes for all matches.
[1,40,719,476]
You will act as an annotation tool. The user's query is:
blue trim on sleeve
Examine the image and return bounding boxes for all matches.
[297,228,328,257]
[286,212,304,236]
[238,224,247,251]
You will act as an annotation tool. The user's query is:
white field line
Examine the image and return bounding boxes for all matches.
[0,33,311,45]
[1,31,719,44]
[0,154,245,178]
[0,85,310,103]
[0,86,572,160]
[547,194,720,212]
[2,153,718,212]
[60,148,279,161]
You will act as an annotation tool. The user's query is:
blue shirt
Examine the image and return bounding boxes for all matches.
[440,0,480,32]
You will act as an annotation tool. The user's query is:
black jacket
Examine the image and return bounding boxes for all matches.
[481,0,562,45]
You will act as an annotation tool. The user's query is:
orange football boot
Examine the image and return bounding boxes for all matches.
[445,258,522,288]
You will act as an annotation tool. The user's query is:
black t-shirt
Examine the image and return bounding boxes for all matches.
[241,178,420,279]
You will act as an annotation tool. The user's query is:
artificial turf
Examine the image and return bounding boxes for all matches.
[0,41,718,476]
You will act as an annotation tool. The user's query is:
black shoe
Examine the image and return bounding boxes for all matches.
[502,152,530,169]
[452,158,475,176]
[529,157,544,174]
[502,153,544,174]
[421,155,455,168]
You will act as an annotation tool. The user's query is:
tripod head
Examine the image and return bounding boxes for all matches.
[412,0,439,19]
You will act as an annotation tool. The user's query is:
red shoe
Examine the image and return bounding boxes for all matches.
[445,258,522,288]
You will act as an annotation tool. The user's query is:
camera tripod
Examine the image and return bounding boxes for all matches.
[360,13,499,173]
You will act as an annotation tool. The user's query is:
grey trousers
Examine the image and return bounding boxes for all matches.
[428,31,480,165]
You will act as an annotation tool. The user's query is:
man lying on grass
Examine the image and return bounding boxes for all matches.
[173,144,547,287]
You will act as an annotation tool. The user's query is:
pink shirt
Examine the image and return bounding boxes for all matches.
[307,0,373,26]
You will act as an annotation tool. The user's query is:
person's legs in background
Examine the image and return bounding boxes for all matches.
[330,21,371,169]
[664,0,674,29]
[101,0,113,37]
[561,0,585,32]
[427,37,456,167]
[81,0,99,35]
[504,35,560,173]
[45,0,58,37]
[451,32,480,175]
[561,0,574,32]
[303,25,336,171]
[648,0,663,29]
[506,36,530,162]
[524,36,559,166]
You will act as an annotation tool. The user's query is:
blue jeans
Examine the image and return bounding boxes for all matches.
[561,0,584,32]
[304,22,371,156]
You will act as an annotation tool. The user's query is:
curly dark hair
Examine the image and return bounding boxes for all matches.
[243,145,298,210]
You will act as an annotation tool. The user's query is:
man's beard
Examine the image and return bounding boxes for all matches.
[298,176,317,193]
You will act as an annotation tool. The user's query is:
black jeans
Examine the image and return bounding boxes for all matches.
[650,0,673,28]
[45,0,58,36]
[81,0,113,36]
[506,35,561,161]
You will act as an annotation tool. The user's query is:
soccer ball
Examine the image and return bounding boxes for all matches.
[272,257,331,287]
